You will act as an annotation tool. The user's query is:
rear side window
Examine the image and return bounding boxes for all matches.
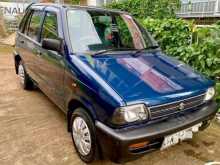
[27,10,43,41]
[41,12,58,42]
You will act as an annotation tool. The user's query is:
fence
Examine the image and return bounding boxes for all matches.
[177,0,220,18]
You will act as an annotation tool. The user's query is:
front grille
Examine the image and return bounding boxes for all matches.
[149,93,205,120]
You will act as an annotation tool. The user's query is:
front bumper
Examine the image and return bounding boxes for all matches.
[95,101,218,163]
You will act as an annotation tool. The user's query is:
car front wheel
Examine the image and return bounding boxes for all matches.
[71,108,99,163]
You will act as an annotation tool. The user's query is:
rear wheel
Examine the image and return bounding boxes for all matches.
[70,108,99,163]
[18,61,34,90]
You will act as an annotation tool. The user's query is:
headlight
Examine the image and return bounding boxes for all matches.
[204,87,215,101]
[111,104,149,125]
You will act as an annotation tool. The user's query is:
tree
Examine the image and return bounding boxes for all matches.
[61,0,80,4]
[106,0,180,19]
[70,0,80,4]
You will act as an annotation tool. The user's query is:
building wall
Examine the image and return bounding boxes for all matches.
[177,0,220,24]
[178,0,220,18]
[86,0,96,6]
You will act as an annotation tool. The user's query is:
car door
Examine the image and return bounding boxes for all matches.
[16,7,44,83]
[37,7,65,110]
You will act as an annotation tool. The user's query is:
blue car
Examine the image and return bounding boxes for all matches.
[14,3,218,163]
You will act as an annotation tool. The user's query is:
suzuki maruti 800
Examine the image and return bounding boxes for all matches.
[14,3,218,163]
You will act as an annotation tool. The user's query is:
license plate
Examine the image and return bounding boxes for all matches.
[161,123,202,150]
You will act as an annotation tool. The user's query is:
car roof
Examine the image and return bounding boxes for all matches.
[31,3,128,14]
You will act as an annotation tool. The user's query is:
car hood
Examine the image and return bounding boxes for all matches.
[78,51,213,106]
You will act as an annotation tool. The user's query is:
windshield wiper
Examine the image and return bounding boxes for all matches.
[91,48,136,56]
[132,45,160,57]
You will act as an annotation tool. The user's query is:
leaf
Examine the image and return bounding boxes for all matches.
[213,69,220,75]
[206,58,213,67]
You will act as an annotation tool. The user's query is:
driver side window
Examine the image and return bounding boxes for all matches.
[41,12,58,42]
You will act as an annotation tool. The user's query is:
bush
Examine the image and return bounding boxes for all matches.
[142,18,192,55]
[106,0,180,19]
[181,26,220,78]
[71,0,80,4]
[142,18,220,78]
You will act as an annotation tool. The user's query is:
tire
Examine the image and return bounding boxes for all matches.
[70,108,99,163]
[199,120,211,131]
[17,61,34,90]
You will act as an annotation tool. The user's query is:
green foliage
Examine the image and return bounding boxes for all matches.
[106,0,180,19]
[183,26,220,78]
[216,82,220,113]
[71,0,80,5]
[142,18,192,54]
[190,31,220,78]
[142,18,220,79]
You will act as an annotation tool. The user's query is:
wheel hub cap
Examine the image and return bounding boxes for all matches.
[18,64,25,84]
[72,117,91,156]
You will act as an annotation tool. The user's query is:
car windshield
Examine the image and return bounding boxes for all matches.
[67,9,157,53]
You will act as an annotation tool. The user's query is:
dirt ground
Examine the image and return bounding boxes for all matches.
[0,45,220,165]
[0,33,16,46]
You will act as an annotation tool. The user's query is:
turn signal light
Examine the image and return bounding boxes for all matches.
[129,141,149,150]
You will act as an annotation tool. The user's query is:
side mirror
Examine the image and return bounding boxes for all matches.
[42,38,62,52]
